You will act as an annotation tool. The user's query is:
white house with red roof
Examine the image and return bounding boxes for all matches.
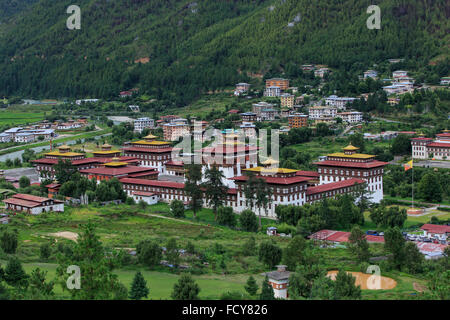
[3,193,64,214]
[411,131,450,160]
[420,224,450,241]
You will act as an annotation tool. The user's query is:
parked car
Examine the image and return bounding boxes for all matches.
[366,230,378,236]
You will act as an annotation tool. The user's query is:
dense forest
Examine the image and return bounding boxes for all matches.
[0,0,38,21]
[0,0,448,105]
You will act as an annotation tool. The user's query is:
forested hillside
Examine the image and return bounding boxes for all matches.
[0,0,38,21]
[0,0,448,104]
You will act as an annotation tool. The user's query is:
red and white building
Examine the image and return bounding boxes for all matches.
[411,131,450,160]
[3,193,64,214]
[122,135,175,173]
[421,224,450,241]
[314,145,387,203]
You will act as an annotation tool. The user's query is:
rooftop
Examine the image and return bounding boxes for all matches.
[306,179,365,195]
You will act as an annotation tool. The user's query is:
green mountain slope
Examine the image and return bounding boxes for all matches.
[0,0,448,104]
[0,0,38,21]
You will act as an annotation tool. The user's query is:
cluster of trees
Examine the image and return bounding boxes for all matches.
[275,194,365,236]
[384,166,449,203]
[43,159,127,203]
[369,204,407,229]
[280,124,332,148]
[183,164,272,230]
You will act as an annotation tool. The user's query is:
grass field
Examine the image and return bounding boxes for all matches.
[13,262,262,300]
[0,201,433,300]
[0,110,46,126]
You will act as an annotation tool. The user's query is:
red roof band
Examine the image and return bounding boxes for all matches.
[306,178,365,195]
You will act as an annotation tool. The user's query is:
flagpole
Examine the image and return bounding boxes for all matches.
[411,150,414,209]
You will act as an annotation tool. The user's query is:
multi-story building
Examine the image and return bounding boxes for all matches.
[308,106,337,119]
[411,131,450,160]
[288,113,308,129]
[122,135,174,173]
[440,77,450,86]
[3,193,64,214]
[252,102,274,117]
[280,93,295,108]
[241,112,257,123]
[191,121,209,142]
[240,122,257,138]
[14,133,36,143]
[261,108,279,121]
[364,70,378,79]
[196,133,259,188]
[235,83,251,93]
[382,84,409,95]
[325,95,358,109]
[163,119,190,141]
[314,68,330,78]
[80,158,159,183]
[301,65,315,71]
[314,145,388,203]
[337,111,363,124]
[32,145,139,181]
[264,86,281,97]
[231,167,310,217]
[393,70,408,79]
[0,133,12,143]
[266,78,289,90]
[134,117,154,133]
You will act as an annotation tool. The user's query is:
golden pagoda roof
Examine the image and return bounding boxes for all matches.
[328,152,375,159]
[45,151,83,157]
[261,157,280,165]
[245,167,297,174]
[58,145,71,150]
[93,150,120,155]
[131,140,170,146]
[104,161,128,167]
[144,134,157,139]
[102,143,112,148]
[343,144,359,151]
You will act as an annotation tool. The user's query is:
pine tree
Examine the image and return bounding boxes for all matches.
[260,276,275,300]
[244,276,258,296]
[129,271,149,300]
[4,257,29,291]
[171,273,200,300]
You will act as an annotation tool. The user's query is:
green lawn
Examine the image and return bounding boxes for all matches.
[1,202,433,300]
[0,111,46,126]
[13,262,262,300]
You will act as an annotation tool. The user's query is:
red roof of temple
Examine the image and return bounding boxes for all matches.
[314,160,388,169]
[306,179,365,195]
[296,170,320,178]
[122,147,174,153]
[427,142,450,148]
[231,175,310,185]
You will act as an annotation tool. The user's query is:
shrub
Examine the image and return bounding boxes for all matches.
[239,210,258,232]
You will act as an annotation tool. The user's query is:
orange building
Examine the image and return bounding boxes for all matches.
[288,113,308,128]
[265,78,290,90]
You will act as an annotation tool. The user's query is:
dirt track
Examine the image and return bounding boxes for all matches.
[327,271,397,290]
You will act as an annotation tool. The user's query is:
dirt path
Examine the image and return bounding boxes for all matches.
[146,213,202,226]
[413,282,427,292]
[327,271,397,290]
[47,231,79,241]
